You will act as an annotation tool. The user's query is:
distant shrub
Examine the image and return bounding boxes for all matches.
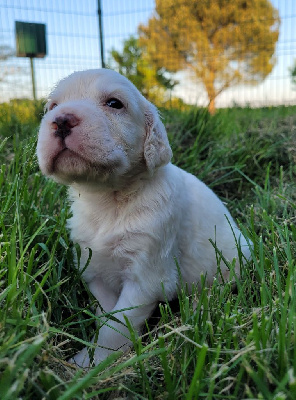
[0,99,45,164]
[0,98,45,138]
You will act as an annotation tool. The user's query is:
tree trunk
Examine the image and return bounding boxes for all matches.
[204,70,217,114]
[208,97,216,115]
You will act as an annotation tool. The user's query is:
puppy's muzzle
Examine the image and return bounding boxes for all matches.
[52,113,80,140]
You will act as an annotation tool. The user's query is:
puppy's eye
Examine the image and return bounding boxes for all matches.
[49,102,58,111]
[106,98,124,109]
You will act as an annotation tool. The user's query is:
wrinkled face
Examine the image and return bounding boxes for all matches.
[37,69,151,188]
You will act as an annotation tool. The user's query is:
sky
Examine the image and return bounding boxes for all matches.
[0,0,295,107]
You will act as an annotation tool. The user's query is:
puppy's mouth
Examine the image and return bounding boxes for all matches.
[50,146,115,180]
[51,146,85,172]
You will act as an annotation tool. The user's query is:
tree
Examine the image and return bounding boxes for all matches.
[0,45,17,82]
[0,45,15,61]
[291,61,296,88]
[0,44,28,101]
[139,0,280,113]
[109,36,177,104]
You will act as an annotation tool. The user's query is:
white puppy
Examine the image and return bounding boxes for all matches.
[37,68,251,367]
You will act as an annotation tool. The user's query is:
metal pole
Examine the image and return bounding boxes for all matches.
[30,57,36,100]
[98,0,105,68]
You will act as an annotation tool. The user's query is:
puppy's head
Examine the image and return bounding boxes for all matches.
[37,69,172,188]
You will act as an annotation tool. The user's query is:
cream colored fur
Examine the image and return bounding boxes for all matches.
[37,69,251,367]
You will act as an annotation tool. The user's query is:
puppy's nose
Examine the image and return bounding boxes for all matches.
[52,113,80,139]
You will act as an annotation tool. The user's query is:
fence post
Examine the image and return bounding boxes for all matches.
[30,57,36,100]
[98,0,105,68]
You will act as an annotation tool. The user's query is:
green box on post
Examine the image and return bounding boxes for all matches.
[15,21,46,58]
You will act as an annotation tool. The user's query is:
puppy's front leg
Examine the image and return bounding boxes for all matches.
[71,280,156,368]
[88,277,118,317]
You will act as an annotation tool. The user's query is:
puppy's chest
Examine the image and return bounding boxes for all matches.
[69,208,137,283]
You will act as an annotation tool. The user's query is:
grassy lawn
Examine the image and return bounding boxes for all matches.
[0,100,295,399]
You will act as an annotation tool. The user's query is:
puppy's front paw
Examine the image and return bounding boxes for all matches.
[68,347,91,368]
[68,346,118,368]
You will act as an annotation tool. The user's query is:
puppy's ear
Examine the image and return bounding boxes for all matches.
[144,104,172,173]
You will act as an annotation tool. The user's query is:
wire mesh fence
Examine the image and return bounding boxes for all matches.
[0,0,295,108]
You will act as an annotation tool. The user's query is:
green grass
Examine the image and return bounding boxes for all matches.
[0,101,295,399]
